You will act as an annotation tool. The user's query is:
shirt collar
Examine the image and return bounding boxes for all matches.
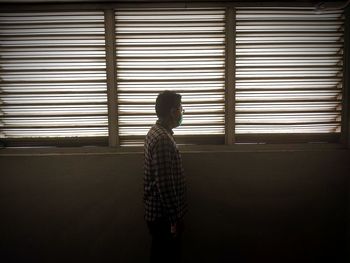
[156,120,174,135]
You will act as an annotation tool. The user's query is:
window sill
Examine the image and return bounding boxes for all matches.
[0,143,347,157]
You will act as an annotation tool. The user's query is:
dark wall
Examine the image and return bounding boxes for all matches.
[0,149,349,263]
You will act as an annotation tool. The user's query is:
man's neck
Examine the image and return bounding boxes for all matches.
[158,119,173,133]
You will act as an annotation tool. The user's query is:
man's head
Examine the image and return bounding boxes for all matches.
[155,90,184,128]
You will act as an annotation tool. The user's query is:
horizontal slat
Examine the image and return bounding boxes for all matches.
[236,26,344,32]
[236,20,343,24]
[116,56,224,60]
[235,133,340,143]
[0,137,108,147]
[115,12,225,22]
[1,65,106,70]
[237,44,343,49]
[117,52,224,58]
[118,114,224,125]
[1,51,106,57]
[116,22,225,27]
[1,23,105,28]
[117,78,225,83]
[116,105,224,112]
[117,73,224,80]
[119,134,224,147]
[1,94,108,104]
[115,27,224,33]
[236,102,341,112]
[236,112,341,123]
[235,110,341,114]
[118,104,224,114]
[236,122,341,126]
[3,125,107,129]
[1,106,108,115]
[0,45,105,50]
[119,126,225,136]
[0,11,104,17]
[116,32,225,37]
[1,128,108,137]
[0,40,106,46]
[236,10,343,19]
[117,81,224,92]
[116,44,225,49]
[235,124,341,134]
[118,92,224,102]
[236,87,342,92]
[117,59,225,67]
[1,83,107,93]
[235,78,343,83]
[236,50,342,56]
[236,54,344,58]
[2,116,108,125]
[1,75,106,81]
[0,30,105,36]
[236,91,342,101]
[235,77,342,81]
[237,62,343,67]
[116,33,225,42]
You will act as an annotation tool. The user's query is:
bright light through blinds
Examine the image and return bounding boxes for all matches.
[0,12,108,139]
[235,8,344,136]
[115,8,226,146]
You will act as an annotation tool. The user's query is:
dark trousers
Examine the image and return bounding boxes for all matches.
[147,218,182,263]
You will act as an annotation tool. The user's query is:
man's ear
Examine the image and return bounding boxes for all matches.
[170,107,176,116]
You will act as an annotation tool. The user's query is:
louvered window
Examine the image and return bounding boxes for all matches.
[0,5,348,148]
[115,8,226,146]
[0,11,108,146]
[235,8,344,143]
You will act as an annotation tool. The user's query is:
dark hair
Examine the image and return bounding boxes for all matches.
[155,90,182,119]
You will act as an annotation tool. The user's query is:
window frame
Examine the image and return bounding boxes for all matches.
[0,1,349,151]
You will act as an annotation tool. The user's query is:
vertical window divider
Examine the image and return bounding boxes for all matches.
[341,7,350,148]
[225,6,236,145]
[104,9,119,147]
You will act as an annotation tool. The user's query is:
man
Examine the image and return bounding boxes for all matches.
[144,90,187,263]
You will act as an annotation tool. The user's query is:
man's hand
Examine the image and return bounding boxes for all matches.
[171,223,177,237]
[171,220,184,238]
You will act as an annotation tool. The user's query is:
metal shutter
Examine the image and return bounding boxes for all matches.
[0,11,108,146]
[115,8,226,146]
[235,8,344,143]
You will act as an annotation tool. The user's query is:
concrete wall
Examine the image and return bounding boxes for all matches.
[0,149,349,263]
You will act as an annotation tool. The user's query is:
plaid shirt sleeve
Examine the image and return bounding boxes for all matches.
[152,135,179,224]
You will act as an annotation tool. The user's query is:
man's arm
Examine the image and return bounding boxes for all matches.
[153,136,178,225]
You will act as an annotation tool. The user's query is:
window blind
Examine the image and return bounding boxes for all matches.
[115,8,226,146]
[235,8,344,142]
[0,11,108,144]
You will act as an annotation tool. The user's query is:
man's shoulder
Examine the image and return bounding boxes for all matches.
[146,124,165,138]
[145,124,173,147]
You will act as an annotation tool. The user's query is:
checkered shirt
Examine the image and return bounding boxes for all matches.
[143,121,187,224]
